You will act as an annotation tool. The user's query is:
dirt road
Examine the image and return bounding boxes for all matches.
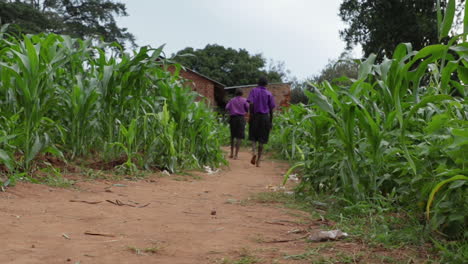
[0,151,317,264]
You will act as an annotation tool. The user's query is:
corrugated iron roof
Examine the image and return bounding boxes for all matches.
[224,82,292,90]
[184,68,226,88]
[159,55,226,87]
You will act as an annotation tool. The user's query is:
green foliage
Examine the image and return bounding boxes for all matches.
[339,0,457,58]
[432,237,468,263]
[270,2,467,256]
[220,248,261,264]
[290,54,358,105]
[426,175,467,221]
[0,1,53,35]
[39,167,75,188]
[465,0,468,35]
[173,44,286,86]
[0,0,135,48]
[249,191,432,262]
[312,54,359,84]
[0,33,225,180]
[289,86,309,105]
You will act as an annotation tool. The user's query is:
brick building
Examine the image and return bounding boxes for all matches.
[225,83,291,109]
[167,65,291,110]
[168,66,226,108]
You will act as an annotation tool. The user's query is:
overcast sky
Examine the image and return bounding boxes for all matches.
[117,0,360,80]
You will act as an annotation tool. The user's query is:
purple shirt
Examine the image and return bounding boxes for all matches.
[226,96,249,116]
[247,86,275,114]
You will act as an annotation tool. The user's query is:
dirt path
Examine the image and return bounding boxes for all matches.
[0,150,320,264]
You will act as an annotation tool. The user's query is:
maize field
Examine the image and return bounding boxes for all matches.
[0,29,225,183]
[270,0,467,257]
[0,0,466,261]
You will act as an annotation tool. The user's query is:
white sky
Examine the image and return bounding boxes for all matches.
[116,0,361,80]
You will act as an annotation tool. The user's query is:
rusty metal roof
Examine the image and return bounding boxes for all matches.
[224,82,292,90]
[184,68,226,88]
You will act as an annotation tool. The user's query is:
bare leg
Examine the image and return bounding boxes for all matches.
[229,137,234,158]
[250,141,257,165]
[234,138,241,159]
[256,143,264,167]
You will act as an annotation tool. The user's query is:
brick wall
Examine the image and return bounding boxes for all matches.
[166,66,292,109]
[179,70,216,106]
[166,66,217,106]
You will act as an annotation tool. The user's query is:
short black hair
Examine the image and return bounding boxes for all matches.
[258,76,268,86]
[235,89,243,96]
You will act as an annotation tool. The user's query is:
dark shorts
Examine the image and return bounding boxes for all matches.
[229,115,246,139]
[248,113,271,144]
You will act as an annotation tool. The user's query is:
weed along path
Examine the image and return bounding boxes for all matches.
[0,150,427,264]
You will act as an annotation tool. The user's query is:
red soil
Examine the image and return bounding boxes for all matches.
[0,150,430,263]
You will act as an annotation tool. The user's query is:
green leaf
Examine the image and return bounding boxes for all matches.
[464,0,468,35]
[450,128,468,148]
[408,95,453,118]
[426,175,468,221]
[44,145,65,160]
[0,149,14,171]
[457,66,468,84]
[437,0,443,38]
[392,43,412,60]
[425,113,450,134]
[402,144,417,176]
[109,142,129,156]
[0,134,17,144]
[305,90,336,118]
[440,61,458,91]
[449,180,465,189]
[282,162,305,185]
[440,0,456,40]
[414,45,446,60]
[26,136,44,164]
[452,128,468,137]
[358,54,376,80]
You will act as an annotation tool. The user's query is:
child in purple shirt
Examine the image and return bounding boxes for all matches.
[225,89,249,159]
[247,76,275,167]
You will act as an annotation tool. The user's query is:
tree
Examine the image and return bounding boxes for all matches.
[0,1,52,35]
[265,59,291,84]
[173,44,285,87]
[289,53,359,104]
[0,0,135,48]
[289,77,309,104]
[339,0,446,58]
[312,54,358,85]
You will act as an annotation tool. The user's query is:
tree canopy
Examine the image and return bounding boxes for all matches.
[339,0,448,58]
[290,53,358,104]
[311,55,358,85]
[0,0,135,48]
[173,44,287,87]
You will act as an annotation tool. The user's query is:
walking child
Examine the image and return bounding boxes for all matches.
[247,77,275,167]
[225,89,249,159]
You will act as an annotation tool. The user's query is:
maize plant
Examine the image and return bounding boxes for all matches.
[273,0,467,242]
[0,32,225,182]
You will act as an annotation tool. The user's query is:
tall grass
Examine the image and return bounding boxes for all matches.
[271,0,467,256]
[0,32,225,179]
